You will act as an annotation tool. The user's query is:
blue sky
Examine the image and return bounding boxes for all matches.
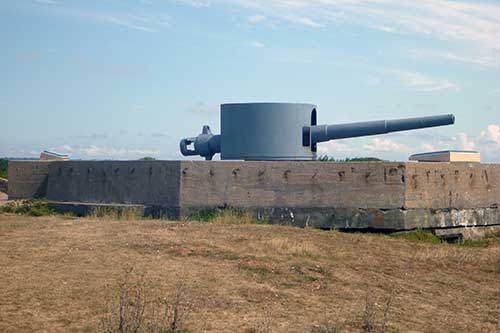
[1,0,500,161]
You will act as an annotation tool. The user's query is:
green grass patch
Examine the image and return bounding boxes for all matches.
[391,229,442,244]
[188,208,268,225]
[0,200,56,216]
[456,239,490,248]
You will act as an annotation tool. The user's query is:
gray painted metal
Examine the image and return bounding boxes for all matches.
[179,102,455,161]
[310,114,455,143]
[221,103,317,160]
[180,126,221,160]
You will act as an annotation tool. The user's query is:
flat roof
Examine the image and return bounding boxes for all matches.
[410,150,479,157]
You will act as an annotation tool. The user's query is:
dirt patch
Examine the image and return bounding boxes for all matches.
[0,214,499,332]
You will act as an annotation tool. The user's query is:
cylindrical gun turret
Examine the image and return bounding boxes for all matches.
[306,114,455,145]
[179,103,456,160]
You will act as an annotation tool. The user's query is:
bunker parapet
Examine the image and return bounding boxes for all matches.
[7,160,500,233]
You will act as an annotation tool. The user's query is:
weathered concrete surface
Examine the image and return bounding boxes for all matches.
[7,160,500,231]
[0,177,7,193]
[46,161,181,207]
[405,162,500,209]
[179,161,406,209]
[8,161,52,199]
[434,225,500,240]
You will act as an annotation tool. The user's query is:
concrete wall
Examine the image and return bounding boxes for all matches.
[46,161,180,207]
[179,161,406,209]
[7,161,52,199]
[405,162,500,209]
[6,160,500,231]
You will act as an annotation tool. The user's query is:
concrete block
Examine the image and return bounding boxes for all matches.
[46,161,181,206]
[8,161,52,199]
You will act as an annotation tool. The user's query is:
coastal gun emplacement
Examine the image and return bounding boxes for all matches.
[180,103,455,161]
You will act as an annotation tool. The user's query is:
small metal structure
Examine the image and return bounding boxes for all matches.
[180,103,455,160]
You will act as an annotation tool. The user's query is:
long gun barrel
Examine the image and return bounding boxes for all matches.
[180,103,456,160]
[307,114,455,145]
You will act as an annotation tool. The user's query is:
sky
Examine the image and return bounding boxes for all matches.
[1,0,500,161]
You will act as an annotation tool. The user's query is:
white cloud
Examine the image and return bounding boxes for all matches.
[369,66,457,92]
[248,15,267,23]
[181,0,500,66]
[34,0,58,4]
[363,138,411,152]
[408,48,500,67]
[47,144,160,158]
[49,144,74,154]
[80,146,160,158]
[481,124,500,144]
[248,41,265,49]
[31,4,170,33]
[171,0,210,8]
[317,140,356,155]
[456,132,475,150]
[102,16,159,33]
[187,102,218,114]
[286,16,323,28]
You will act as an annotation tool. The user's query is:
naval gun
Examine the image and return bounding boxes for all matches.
[180,103,455,161]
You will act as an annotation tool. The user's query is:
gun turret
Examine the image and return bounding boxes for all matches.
[180,103,455,161]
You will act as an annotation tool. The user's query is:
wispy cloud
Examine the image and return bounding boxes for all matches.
[34,0,59,4]
[50,144,160,158]
[408,48,500,67]
[16,52,41,61]
[248,41,265,49]
[365,65,457,92]
[248,15,267,23]
[187,102,218,114]
[28,3,170,33]
[179,0,500,66]
[318,124,500,162]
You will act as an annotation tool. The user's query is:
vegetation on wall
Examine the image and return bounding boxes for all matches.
[0,159,7,178]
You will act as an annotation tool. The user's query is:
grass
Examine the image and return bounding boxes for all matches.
[0,200,57,216]
[188,208,268,225]
[88,206,143,221]
[391,228,500,248]
[1,214,499,332]
[391,229,442,244]
[100,267,189,333]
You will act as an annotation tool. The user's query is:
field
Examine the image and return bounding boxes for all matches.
[1,213,500,332]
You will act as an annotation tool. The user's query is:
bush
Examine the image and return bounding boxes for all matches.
[100,267,190,333]
[0,159,7,179]
[0,200,55,216]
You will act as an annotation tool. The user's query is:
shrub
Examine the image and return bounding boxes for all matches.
[0,200,55,216]
[100,267,190,333]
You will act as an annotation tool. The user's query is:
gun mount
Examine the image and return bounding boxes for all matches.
[180,103,455,161]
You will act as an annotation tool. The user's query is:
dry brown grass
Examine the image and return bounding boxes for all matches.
[1,214,500,332]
